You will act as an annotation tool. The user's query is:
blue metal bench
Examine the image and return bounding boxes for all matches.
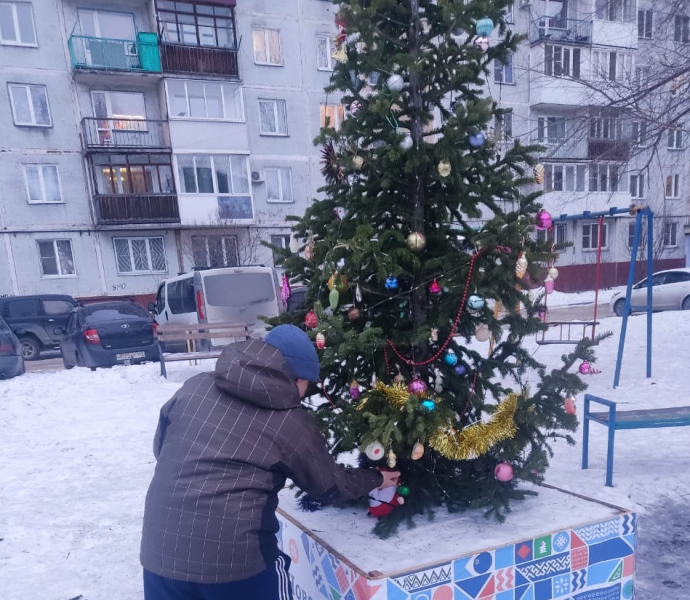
[582,393,690,486]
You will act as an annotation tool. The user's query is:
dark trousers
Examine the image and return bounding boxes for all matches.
[143,555,293,600]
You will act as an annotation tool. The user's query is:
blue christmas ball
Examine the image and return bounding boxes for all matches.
[469,132,485,148]
[421,399,436,411]
[455,365,467,376]
[468,294,485,311]
[385,276,399,290]
[476,17,495,37]
[444,351,458,366]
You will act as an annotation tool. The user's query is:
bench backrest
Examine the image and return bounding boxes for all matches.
[156,322,248,343]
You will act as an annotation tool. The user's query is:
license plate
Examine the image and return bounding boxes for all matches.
[116,352,146,361]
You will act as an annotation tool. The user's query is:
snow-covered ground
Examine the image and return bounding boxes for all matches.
[1,300,687,599]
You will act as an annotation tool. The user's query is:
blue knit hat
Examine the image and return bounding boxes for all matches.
[264,324,320,381]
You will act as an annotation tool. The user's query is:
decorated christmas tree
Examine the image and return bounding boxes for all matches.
[275,0,600,537]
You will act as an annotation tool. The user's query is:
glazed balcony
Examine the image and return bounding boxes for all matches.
[94,194,180,226]
[68,33,161,73]
[160,42,239,78]
[530,17,593,45]
[82,118,170,151]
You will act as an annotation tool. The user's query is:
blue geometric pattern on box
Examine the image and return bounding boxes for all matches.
[276,505,637,600]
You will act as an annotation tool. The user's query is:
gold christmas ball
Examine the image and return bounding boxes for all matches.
[406,232,426,252]
[515,253,528,279]
[437,160,452,177]
[352,155,365,171]
[411,441,425,461]
[327,272,349,292]
[534,163,545,184]
[347,306,362,321]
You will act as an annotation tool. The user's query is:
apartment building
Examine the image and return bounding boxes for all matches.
[0,0,340,299]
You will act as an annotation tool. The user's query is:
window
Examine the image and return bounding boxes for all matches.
[265,167,294,203]
[316,34,336,70]
[675,16,690,42]
[270,234,290,264]
[23,165,61,203]
[665,174,680,198]
[167,277,195,314]
[589,163,621,192]
[581,222,608,250]
[167,80,243,120]
[668,124,684,149]
[42,299,74,315]
[544,163,586,192]
[176,154,249,195]
[637,10,652,38]
[504,2,514,23]
[493,54,514,84]
[91,91,146,142]
[113,237,166,274]
[320,103,345,130]
[494,113,512,143]
[5,298,38,318]
[37,240,75,276]
[595,0,634,22]
[589,110,623,140]
[0,2,37,45]
[8,83,50,126]
[192,235,238,268]
[632,121,647,147]
[592,51,632,81]
[671,73,687,95]
[537,116,566,144]
[78,9,135,39]
[630,173,645,199]
[545,45,581,78]
[258,99,288,135]
[92,154,174,195]
[555,223,568,247]
[663,222,678,247]
[252,28,282,65]
[157,0,236,49]
[635,66,649,86]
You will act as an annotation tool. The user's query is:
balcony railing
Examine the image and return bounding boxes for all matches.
[588,139,632,160]
[94,194,179,225]
[68,33,161,73]
[82,118,170,150]
[530,17,593,45]
[160,42,239,78]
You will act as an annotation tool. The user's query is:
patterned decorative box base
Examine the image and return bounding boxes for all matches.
[276,485,636,600]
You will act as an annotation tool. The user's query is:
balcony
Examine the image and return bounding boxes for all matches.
[68,33,161,73]
[82,118,170,151]
[160,42,239,78]
[530,17,593,45]
[587,139,632,160]
[94,194,180,226]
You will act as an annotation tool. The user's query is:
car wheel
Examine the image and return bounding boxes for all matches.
[19,336,41,361]
[613,299,626,317]
[90,367,97,372]
[682,297,690,311]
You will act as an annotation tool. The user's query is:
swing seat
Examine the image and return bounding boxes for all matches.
[536,320,600,345]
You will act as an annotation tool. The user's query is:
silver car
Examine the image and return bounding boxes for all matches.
[610,268,690,316]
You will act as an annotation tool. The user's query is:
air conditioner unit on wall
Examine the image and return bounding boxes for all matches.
[251,170,265,184]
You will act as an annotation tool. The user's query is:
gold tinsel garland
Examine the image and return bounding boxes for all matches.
[356,381,411,411]
[428,393,519,460]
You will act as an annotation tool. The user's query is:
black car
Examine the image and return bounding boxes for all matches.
[0,316,24,379]
[59,301,159,371]
[0,295,77,360]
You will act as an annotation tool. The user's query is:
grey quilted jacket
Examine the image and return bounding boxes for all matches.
[140,338,383,583]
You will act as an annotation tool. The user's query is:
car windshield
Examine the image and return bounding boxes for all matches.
[85,304,149,322]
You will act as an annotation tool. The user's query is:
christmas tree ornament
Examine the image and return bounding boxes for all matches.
[548,267,559,280]
[397,484,411,496]
[494,462,514,482]
[349,380,361,400]
[469,132,485,148]
[385,275,399,290]
[280,274,291,306]
[349,100,363,115]
[564,396,577,415]
[429,279,442,294]
[430,327,439,342]
[368,477,404,517]
[421,399,436,411]
[579,361,591,375]
[476,17,495,37]
[387,449,397,468]
[304,310,318,329]
[329,288,340,309]
[515,253,528,279]
[544,276,555,295]
[468,294,485,311]
[331,46,348,63]
[352,155,365,170]
[368,71,381,86]
[328,272,348,292]
[444,349,458,366]
[289,235,300,253]
[315,332,326,349]
[365,441,385,461]
[474,36,489,52]
[355,283,363,303]
[534,163,545,184]
[393,373,405,384]
[408,377,428,395]
[304,244,314,260]
[386,73,404,92]
[475,324,490,342]
[406,232,426,251]
[347,306,361,321]
[535,209,553,230]
[437,160,452,177]
[411,441,425,460]
[399,132,414,151]
[454,365,467,376]
[320,141,344,184]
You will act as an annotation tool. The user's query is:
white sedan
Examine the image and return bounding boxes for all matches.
[610,268,690,316]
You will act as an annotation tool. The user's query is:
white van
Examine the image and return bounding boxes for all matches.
[151,266,283,343]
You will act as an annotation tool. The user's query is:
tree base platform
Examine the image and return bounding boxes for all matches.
[276,483,636,600]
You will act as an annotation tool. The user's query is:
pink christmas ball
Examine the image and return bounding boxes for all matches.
[535,210,552,231]
[407,377,428,395]
[494,462,514,482]
[350,387,361,400]
[564,396,577,415]
[578,361,591,375]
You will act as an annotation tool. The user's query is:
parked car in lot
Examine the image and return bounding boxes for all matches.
[59,301,159,371]
[610,268,690,316]
[0,295,77,360]
[0,316,24,380]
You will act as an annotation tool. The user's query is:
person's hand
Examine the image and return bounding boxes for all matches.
[377,470,401,489]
